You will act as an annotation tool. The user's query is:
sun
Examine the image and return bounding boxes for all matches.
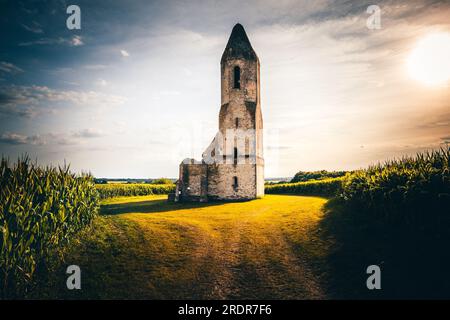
[406,32,450,86]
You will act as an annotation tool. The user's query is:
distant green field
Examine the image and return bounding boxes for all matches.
[265,177,344,197]
[96,183,175,199]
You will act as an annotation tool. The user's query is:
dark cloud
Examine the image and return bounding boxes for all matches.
[0,88,39,117]
[0,91,20,105]
[21,21,44,34]
[0,132,46,145]
[0,85,126,118]
[0,132,28,145]
[19,36,83,46]
[0,61,24,74]
[0,104,38,118]
[0,85,45,106]
[0,128,105,146]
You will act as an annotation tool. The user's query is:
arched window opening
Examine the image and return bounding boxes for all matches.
[235,117,239,128]
[234,147,238,164]
[233,66,240,89]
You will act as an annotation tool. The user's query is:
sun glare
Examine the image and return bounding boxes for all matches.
[407,32,450,86]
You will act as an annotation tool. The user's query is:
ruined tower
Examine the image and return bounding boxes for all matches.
[173,23,264,202]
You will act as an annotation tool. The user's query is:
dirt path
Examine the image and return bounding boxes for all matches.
[188,212,326,299]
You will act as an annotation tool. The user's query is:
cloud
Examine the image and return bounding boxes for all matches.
[19,37,66,46]
[71,35,84,46]
[0,85,127,117]
[120,49,130,57]
[83,64,108,70]
[72,128,104,138]
[0,128,106,146]
[0,104,38,118]
[0,132,28,145]
[19,36,84,47]
[0,132,46,145]
[0,61,24,74]
[21,21,44,34]
[95,79,108,87]
[19,2,37,15]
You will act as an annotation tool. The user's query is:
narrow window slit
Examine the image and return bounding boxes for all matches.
[233,66,240,89]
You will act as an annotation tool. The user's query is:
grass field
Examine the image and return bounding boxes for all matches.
[33,194,334,299]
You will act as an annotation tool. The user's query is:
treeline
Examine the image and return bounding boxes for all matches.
[96,183,176,200]
[290,170,347,183]
[0,157,99,298]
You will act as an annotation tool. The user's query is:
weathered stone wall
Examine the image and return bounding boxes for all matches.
[178,160,208,202]
[221,58,258,109]
[207,163,256,200]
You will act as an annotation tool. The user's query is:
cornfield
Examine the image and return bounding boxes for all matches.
[265,177,344,197]
[96,183,175,199]
[341,147,450,226]
[266,148,450,228]
[0,157,99,298]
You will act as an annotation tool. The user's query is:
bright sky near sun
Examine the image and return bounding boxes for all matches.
[407,32,450,86]
[0,0,449,178]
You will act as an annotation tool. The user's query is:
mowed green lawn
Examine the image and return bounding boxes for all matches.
[36,195,334,299]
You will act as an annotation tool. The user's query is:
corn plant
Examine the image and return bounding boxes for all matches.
[0,157,99,298]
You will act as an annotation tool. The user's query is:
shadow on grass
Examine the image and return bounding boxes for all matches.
[101,198,227,216]
[319,198,450,299]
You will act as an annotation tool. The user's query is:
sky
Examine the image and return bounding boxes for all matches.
[0,0,449,178]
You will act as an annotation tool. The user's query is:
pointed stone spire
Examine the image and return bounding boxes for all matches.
[221,23,258,63]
